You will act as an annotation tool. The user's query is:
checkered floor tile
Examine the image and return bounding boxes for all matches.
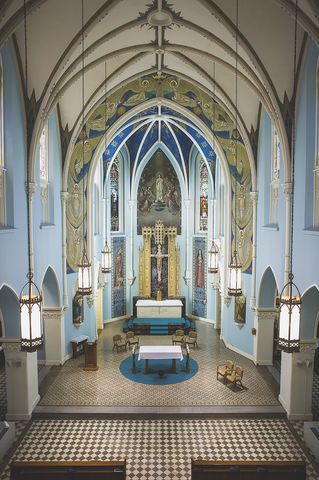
[39,320,279,407]
[0,418,318,480]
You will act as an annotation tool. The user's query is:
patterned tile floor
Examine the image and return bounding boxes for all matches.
[39,320,280,407]
[0,418,318,480]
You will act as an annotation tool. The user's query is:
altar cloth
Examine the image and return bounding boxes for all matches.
[136,300,183,307]
[138,345,183,361]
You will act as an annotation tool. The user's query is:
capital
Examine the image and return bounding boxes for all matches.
[25,181,36,197]
[60,191,69,202]
[250,191,258,205]
[128,200,136,208]
[283,182,293,198]
[184,199,191,208]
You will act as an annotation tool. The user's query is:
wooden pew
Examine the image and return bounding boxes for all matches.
[10,460,126,480]
[191,460,306,480]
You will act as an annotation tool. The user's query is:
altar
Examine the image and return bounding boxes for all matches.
[136,299,183,318]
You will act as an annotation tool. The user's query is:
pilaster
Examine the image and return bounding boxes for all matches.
[253,308,276,365]
[2,341,39,421]
[43,307,66,365]
[279,341,316,420]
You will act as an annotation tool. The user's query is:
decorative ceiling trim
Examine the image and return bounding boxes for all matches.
[271,0,319,45]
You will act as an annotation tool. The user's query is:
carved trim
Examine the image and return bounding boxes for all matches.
[2,341,21,352]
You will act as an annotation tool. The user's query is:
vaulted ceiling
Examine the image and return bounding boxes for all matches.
[1,0,318,144]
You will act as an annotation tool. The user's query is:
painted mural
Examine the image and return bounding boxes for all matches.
[192,237,207,318]
[235,294,246,325]
[112,236,126,318]
[137,149,181,234]
[66,73,253,274]
[72,291,83,324]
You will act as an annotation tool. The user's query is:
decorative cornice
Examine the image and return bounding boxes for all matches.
[2,341,21,352]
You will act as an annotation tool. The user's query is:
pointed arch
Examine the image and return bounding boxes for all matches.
[300,285,319,338]
[41,266,61,308]
[258,266,279,309]
[0,283,20,338]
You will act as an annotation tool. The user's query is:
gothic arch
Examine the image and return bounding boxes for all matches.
[41,266,61,308]
[300,285,319,338]
[0,284,20,338]
[258,266,279,309]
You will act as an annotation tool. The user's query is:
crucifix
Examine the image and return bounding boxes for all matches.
[150,243,168,283]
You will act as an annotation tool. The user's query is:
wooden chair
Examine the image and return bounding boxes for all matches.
[184,331,198,349]
[216,360,234,382]
[126,331,139,349]
[112,334,127,353]
[172,329,185,345]
[226,365,244,388]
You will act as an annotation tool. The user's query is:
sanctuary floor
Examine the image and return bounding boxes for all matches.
[1,321,319,479]
[37,320,280,411]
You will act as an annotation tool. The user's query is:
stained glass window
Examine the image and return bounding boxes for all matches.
[199,157,209,232]
[110,157,120,231]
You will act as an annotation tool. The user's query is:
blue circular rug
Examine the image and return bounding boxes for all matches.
[119,355,199,385]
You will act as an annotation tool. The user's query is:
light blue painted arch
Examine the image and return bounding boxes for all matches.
[258,266,279,309]
[0,283,20,338]
[41,265,61,308]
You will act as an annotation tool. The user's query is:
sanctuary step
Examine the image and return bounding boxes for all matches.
[123,317,196,335]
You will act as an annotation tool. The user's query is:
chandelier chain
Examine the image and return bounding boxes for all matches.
[290,0,298,279]
[23,0,33,282]
[81,0,86,256]
[234,0,238,257]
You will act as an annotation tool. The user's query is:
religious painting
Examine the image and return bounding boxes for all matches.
[234,294,246,325]
[72,291,83,324]
[112,236,126,318]
[137,149,181,234]
[192,237,207,318]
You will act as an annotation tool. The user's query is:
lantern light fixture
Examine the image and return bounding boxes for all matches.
[208,241,219,274]
[77,0,92,296]
[19,0,43,352]
[278,0,301,353]
[228,0,242,297]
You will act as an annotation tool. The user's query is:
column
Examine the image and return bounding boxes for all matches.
[60,191,69,307]
[127,199,136,286]
[253,308,276,365]
[183,198,191,285]
[25,182,36,273]
[283,182,292,286]
[250,191,258,309]
[43,307,65,365]
[279,342,316,420]
[3,341,39,421]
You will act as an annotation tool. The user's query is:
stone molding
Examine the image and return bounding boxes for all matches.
[2,341,21,352]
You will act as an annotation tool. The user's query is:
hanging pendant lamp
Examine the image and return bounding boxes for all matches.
[78,0,92,296]
[228,0,242,297]
[278,0,301,353]
[19,0,43,352]
[101,62,112,274]
[208,241,219,274]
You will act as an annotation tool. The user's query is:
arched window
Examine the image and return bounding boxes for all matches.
[0,55,6,227]
[39,124,51,225]
[110,156,121,232]
[196,156,209,232]
[314,59,319,228]
[93,165,101,236]
[269,125,280,225]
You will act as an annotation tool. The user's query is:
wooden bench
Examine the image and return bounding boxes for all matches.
[10,461,126,480]
[71,335,89,358]
[191,460,306,480]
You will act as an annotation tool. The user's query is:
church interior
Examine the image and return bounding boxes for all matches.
[0,0,319,479]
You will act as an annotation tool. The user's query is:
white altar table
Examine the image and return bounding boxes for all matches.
[138,345,183,373]
[136,299,182,318]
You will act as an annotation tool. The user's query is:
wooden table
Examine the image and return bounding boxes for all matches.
[138,345,183,373]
